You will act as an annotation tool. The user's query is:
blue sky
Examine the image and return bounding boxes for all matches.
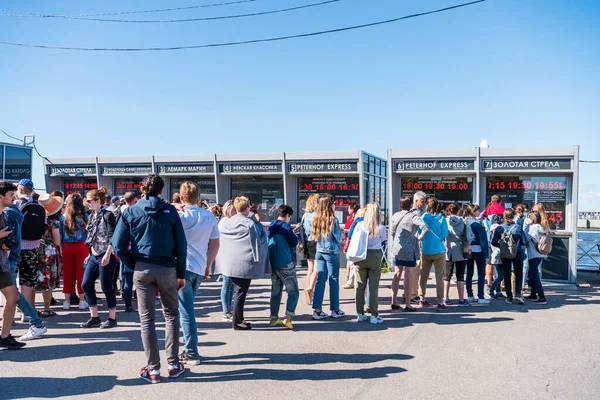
[1,0,598,209]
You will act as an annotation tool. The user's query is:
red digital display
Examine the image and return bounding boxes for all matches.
[402,182,470,191]
[487,181,565,191]
[300,183,359,192]
[116,183,143,190]
[63,179,98,196]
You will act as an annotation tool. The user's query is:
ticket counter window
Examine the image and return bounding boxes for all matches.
[4,147,32,181]
[231,177,284,222]
[115,178,143,196]
[486,176,567,230]
[401,176,473,209]
[64,179,98,197]
[170,178,217,205]
[297,177,359,224]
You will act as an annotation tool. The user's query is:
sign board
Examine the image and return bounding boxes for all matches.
[219,163,282,174]
[481,159,571,171]
[157,164,214,175]
[101,165,153,176]
[49,165,97,177]
[288,162,358,173]
[395,159,475,172]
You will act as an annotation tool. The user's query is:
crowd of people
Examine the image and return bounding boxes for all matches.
[0,175,553,384]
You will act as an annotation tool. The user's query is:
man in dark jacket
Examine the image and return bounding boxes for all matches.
[266,205,299,330]
[112,174,187,384]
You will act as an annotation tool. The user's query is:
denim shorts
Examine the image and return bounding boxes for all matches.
[395,258,417,268]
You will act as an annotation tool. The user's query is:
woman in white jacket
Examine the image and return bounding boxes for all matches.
[524,211,548,304]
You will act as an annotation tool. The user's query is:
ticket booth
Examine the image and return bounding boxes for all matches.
[388,149,478,214]
[216,154,285,222]
[45,158,98,196]
[154,155,217,205]
[285,151,367,225]
[97,157,154,197]
[480,146,579,282]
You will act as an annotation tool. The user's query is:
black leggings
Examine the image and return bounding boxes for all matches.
[501,253,524,300]
[231,277,251,325]
[444,260,466,282]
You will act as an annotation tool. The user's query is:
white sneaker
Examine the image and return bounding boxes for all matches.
[484,292,493,300]
[478,298,491,305]
[330,309,346,319]
[19,324,48,341]
[370,316,384,325]
[63,302,71,310]
[79,300,89,310]
[357,314,369,322]
[468,296,477,303]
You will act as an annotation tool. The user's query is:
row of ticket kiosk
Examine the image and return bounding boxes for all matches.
[44,146,579,283]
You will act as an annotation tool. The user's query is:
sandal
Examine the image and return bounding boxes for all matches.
[38,310,57,317]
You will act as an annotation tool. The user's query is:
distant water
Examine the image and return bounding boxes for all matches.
[577,230,600,270]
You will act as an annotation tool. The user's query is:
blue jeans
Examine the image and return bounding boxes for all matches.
[220,275,234,314]
[528,257,545,299]
[10,262,42,328]
[488,264,504,295]
[466,252,486,298]
[82,254,118,310]
[178,270,202,357]
[270,263,299,317]
[312,252,340,311]
[121,268,134,308]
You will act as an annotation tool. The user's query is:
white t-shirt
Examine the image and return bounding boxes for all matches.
[178,205,220,275]
[355,221,388,250]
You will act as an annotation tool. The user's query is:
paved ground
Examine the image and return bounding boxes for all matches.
[1,270,599,400]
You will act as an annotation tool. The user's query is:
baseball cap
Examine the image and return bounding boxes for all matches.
[111,196,120,203]
[18,179,34,190]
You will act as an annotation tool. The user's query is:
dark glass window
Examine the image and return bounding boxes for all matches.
[4,146,31,181]
[231,177,284,222]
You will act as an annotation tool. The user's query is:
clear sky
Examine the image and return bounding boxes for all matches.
[1,0,598,209]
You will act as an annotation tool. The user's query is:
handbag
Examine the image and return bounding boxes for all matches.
[294,215,307,254]
[347,225,369,262]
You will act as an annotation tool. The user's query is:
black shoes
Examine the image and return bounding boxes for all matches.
[80,317,102,328]
[100,318,118,329]
[0,334,26,350]
[125,306,135,313]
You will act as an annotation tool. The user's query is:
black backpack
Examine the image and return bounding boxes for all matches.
[19,198,47,241]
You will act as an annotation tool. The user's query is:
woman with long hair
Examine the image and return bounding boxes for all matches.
[218,200,236,322]
[59,194,89,310]
[311,194,345,320]
[390,196,427,311]
[354,202,387,324]
[523,203,549,290]
[81,187,119,328]
[301,193,320,305]
[443,203,469,306]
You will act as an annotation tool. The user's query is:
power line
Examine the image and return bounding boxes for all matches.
[0,128,23,144]
[0,0,264,17]
[0,0,344,23]
[0,0,488,51]
[29,137,54,165]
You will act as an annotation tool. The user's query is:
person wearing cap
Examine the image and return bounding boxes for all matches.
[35,194,63,318]
[14,179,48,322]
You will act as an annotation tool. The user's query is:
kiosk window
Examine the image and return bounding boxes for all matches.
[297,177,359,223]
[64,179,98,197]
[4,147,31,181]
[231,178,284,222]
[401,176,473,208]
[486,176,567,230]
[115,178,143,196]
[170,178,216,205]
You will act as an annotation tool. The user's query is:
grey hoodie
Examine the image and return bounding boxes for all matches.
[446,215,467,262]
[214,213,271,279]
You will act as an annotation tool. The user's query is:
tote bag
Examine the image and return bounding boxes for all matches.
[347,226,368,262]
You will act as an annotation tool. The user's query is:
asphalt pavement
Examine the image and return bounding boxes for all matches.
[1,270,599,400]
